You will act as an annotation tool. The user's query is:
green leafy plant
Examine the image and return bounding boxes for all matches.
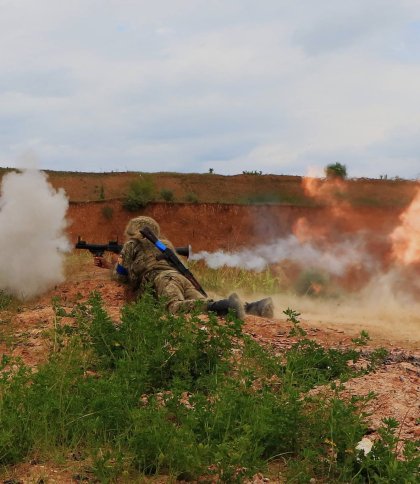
[160,188,174,202]
[353,418,420,482]
[122,175,156,211]
[352,330,371,346]
[284,307,307,337]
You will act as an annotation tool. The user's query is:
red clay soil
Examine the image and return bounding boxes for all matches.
[67,200,405,252]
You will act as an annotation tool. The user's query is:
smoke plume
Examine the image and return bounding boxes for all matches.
[191,178,420,341]
[191,234,374,276]
[390,188,420,265]
[0,168,70,299]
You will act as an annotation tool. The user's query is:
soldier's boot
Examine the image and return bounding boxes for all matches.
[245,297,274,318]
[207,293,245,319]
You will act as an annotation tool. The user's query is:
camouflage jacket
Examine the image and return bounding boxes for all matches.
[112,237,177,291]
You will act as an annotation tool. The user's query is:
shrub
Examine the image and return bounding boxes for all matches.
[101,205,114,220]
[160,189,174,202]
[325,162,347,179]
[122,176,155,211]
[243,170,262,175]
[185,192,198,203]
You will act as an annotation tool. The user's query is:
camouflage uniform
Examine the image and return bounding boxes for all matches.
[113,216,209,313]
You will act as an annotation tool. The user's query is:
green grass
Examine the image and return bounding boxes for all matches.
[0,292,417,482]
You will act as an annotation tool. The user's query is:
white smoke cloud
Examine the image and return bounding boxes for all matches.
[0,168,70,299]
[191,235,374,276]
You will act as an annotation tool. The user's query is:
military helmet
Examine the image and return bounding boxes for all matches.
[124,216,160,240]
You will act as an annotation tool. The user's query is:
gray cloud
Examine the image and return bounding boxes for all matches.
[0,0,420,178]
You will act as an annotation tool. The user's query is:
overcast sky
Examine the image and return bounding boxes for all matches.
[1,0,420,179]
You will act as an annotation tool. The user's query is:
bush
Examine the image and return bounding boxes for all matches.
[325,162,347,179]
[123,176,155,211]
[160,189,174,202]
[243,170,262,175]
[185,192,198,203]
[101,205,114,220]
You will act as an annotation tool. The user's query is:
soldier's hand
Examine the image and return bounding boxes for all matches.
[94,256,108,269]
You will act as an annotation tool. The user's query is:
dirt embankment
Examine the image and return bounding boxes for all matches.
[68,200,404,253]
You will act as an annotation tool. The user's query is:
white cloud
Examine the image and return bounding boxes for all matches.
[0,1,419,178]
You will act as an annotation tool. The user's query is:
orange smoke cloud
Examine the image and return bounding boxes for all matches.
[302,176,350,218]
[390,188,420,265]
[294,176,353,245]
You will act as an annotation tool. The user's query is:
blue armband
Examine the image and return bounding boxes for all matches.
[156,240,167,251]
[116,263,128,276]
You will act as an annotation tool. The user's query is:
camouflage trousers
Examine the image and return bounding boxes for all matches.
[152,269,210,314]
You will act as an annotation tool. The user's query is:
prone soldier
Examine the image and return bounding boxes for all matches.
[94,216,274,319]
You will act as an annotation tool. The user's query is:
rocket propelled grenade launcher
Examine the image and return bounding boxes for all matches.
[140,226,208,298]
[75,236,191,258]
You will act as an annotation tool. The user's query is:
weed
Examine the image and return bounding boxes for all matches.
[284,307,307,337]
[352,418,420,482]
[352,330,371,346]
[366,347,389,371]
[282,339,360,391]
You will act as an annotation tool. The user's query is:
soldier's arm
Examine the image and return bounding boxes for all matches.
[111,241,134,283]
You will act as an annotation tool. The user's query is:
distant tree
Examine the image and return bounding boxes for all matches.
[208,168,214,174]
[325,162,347,179]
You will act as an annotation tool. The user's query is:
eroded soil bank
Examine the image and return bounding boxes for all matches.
[68,200,404,252]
